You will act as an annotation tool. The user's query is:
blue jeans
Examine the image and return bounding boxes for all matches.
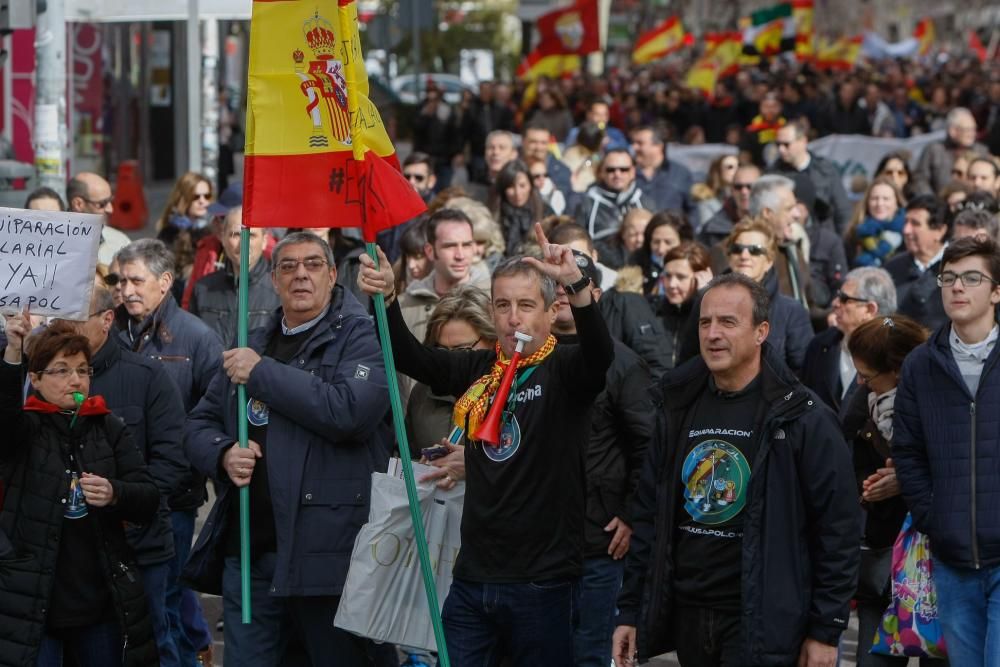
[141,561,181,667]
[932,557,1000,667]
[222,554,373,666]
[573,556,624,667]
[166,510,212,665]
[36,619,122,667]
[442,577,580,667]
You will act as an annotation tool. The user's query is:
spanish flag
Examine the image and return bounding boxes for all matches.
[243,0,424,240]
[685,32,742,98]
[914,18,935,56]
[792,0,814,62]
[632,17,689,65]
[814,35,862,71]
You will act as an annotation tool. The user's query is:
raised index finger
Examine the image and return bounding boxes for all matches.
[533,222,549,251]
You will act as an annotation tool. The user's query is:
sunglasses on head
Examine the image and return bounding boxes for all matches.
[728,243,768,257]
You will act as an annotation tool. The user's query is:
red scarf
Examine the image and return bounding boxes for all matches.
[23,395,111,416]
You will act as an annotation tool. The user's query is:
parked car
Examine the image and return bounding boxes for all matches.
[391,73,475,105]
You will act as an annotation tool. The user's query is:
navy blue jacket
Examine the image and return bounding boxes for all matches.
[635,159,694,217]
[182,286,391,596]
[801,326,846,411]
[90,336,188,566]
[618,344,859,663]
[893,323,1000,569]
[884,252,948,333]
[115,294,223,510]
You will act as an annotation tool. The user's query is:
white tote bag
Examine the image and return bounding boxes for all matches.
[334,471,463,652]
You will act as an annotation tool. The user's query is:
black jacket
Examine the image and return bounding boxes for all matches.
[617,345,859,663]
[801,326,846,412]
[115,294,223,510]
[884,251,948,332]
[770,154,853,234]
[597,288,671,380]
[91,336,188,567]
[0,362,160,667]
[803,219,847,317]
[576,338,654,556]
[189,257,281,347]
[575,181,656,243]
[651,297,695,372]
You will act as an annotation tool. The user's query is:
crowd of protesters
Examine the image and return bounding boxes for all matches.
[1,48,1000,667]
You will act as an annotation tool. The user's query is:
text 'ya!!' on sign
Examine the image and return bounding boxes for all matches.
[0,208,104,319]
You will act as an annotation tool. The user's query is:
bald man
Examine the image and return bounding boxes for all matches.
[68,171,133,268]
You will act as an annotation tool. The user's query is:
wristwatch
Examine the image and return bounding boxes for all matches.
[563,273,592,295]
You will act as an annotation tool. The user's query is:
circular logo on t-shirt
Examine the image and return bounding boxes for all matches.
[483,412,521,462]
[681,440,751,525]
[247,398,269,427]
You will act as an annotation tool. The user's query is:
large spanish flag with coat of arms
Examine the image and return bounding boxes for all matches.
[243,0,425,240]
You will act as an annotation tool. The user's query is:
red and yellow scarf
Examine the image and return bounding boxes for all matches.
[452,335,557,439]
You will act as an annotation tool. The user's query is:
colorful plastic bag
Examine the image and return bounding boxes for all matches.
[870,513,947,658]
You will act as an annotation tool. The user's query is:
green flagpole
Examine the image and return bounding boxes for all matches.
[365,242,451,667]
[237,226,252,624]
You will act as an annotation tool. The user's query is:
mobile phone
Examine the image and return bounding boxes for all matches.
[421,445,449,461]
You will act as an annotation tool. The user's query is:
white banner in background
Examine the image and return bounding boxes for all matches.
[666,131,945,198]
[0,208,104,320]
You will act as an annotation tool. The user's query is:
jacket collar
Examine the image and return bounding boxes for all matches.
[221,255,272,287]
[251,283,359,352]
[588,180,640,206]
[115,292,180,349]
[91,335,122,375]
[24,394,111,416]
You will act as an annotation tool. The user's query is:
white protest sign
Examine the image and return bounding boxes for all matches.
[0,207,104,320]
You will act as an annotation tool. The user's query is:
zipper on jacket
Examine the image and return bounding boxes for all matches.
[970,402,981,569]
[118,561,136,583]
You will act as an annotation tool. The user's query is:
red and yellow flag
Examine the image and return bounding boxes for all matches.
[685,32,742,98]
[632,16,688,65]
[792,0,814,62]
[814,35,862,71]
[517,0,598,82]
[243,0,424,239]
[914,18,935,56]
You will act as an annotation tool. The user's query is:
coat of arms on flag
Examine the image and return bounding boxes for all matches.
[294,10,352,148]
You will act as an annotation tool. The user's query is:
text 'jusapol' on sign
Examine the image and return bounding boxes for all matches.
[0,208,104,320]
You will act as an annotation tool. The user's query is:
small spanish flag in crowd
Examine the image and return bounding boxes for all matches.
[792,0,814,62]
[914,18,935,57]
[685,32,743,98]
[814,35,863,71]
[632,17,690,65]
[242,0,424,239]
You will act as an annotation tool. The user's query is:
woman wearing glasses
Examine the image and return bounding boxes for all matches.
[404,286,497,458]
[155,172,215,304]
[843,315,934,667]
[0,316,159,666]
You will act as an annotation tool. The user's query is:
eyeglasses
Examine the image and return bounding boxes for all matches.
[604,166,632,174]
[937,270,999,288]
[531,172,548,179]
[774,141,793,148]
[835,290,869,304]
[88,309,112,319]
[404,172,426,183]
[436,337,481,351]
[728,243,768,257]
[84,196,114,208]
[856,369,884,384]
[192,193,212,201]
[102,273,120,287]
[733,182,754,190]
[38,366,94,379]
[275,257,330,274]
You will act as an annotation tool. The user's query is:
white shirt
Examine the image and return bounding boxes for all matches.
[950,324,998,396]
[914,244,947,274]
[281,303,331,336]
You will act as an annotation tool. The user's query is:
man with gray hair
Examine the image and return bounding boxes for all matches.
[749,174,813,309]
[952,207,1000,242]
[466,129,519,202]
[801,267,897,412]
[184,231,391,664]
[113,237,222,665]
[914,107,989,195]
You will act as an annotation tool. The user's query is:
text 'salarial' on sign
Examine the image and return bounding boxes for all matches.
[0,208,104,320]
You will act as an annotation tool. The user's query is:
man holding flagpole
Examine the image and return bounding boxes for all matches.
[184,231,391,666]
[358,224,615,665]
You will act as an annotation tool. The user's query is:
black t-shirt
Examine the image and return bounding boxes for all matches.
[389,300,615,583]
[48,448,113,629]
[673,375,763,611]
[226,327,313,560]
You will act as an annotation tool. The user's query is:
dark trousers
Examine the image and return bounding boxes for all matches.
[572,556,624,667]
[36,619,122,667]
[222,554,374,667]
[166,509,212,663]
[442,576,579,667]
[140,560,180,667]
[672,606,744,667]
